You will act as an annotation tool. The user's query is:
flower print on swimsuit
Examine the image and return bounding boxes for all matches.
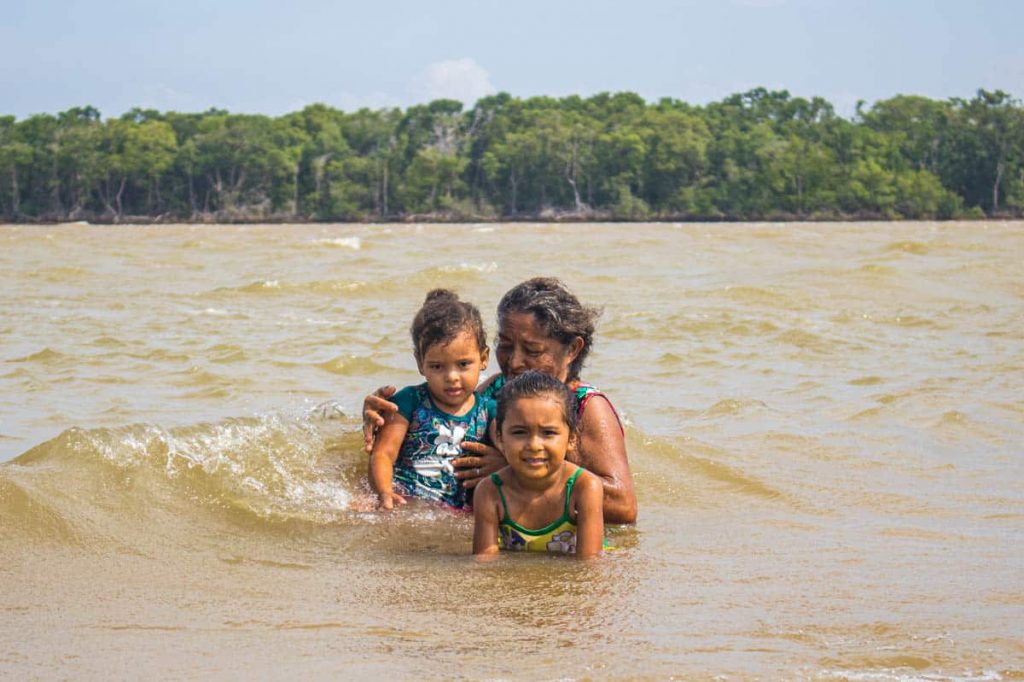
[500,525,527,551]
[546,530,576,554]
[410,423,466,480]
[411,455,455,480]
[432,423,466,456]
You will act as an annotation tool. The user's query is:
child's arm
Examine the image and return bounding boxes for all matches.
[472,476,501,558]
[573,470,605,559]
[368,412,410,510]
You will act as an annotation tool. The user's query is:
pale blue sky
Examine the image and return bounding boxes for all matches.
[3,0,1022,119]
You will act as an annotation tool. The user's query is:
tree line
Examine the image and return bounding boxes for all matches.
[1,88,1022,223]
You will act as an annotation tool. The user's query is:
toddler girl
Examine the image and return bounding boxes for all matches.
[369,289,494,510]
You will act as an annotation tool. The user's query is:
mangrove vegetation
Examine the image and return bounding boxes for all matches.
[1,88,1022,223]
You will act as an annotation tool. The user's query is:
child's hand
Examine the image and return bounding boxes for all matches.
[377,491,407,511]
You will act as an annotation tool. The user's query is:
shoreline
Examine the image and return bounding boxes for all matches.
[4,210,1019,227]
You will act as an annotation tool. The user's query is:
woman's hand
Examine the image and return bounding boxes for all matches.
[362,385,398,453]
[453,441,505,489]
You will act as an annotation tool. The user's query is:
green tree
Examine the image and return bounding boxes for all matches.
[341,107,401,217]
[190,113,305,218]
[894,168,960,219]
[393,100,468,214]
[639,105,711,215]
[98,118,178,220]
[51,106,106,219]
[861,95,952,174]
[0,116,33,219]
[2,88,1022,222]
[953,90,1024,212]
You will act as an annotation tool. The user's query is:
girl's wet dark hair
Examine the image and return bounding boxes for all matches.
[495,370,578,435]
[496,277,601,382]
[410,289,487,363]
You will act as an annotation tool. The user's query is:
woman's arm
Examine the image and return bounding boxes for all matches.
[362,385,399,453]
[368,412,410,510]
[575,396,638,524]
[573,470,605,559]
[472,477,501,558]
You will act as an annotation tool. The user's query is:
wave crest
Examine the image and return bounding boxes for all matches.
[3,414,368,546]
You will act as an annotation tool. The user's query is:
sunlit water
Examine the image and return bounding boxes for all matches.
[1,221,1021,679]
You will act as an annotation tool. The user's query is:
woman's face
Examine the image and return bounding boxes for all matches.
[495,312,583,383]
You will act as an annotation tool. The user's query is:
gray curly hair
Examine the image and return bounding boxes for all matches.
[496,277,601,382]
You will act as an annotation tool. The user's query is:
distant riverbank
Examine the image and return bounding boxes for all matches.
[7,205,1010,227]
[3,88,1022,225]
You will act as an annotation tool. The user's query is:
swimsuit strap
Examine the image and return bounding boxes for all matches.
[490,472,512,523]
[563,467,583,519]
[492,468,583,527]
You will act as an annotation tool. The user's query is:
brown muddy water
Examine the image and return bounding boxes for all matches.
[1,221,1021,680]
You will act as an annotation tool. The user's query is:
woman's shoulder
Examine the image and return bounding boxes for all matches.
[572,380,609,400]
[572,380,624,434]
[478,373,504,400]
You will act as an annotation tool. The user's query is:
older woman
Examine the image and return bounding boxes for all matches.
[363,277,637,524]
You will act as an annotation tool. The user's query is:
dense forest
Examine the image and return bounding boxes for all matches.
[1,88,1022,223]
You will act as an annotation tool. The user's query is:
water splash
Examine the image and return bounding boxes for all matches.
[4,413,367,537]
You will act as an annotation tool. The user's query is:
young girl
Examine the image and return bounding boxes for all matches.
[369,289,495,510]
[473,371,604,558]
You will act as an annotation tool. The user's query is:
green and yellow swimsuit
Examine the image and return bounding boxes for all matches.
[491,469,583,554]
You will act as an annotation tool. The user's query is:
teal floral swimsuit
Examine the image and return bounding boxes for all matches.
[391,383,496,509]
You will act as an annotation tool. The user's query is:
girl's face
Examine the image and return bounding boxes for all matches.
[418,329,488,414]
[497,395,574,483]
[495,312,583,383]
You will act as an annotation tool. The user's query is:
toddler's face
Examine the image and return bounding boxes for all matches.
[418,329,488,413]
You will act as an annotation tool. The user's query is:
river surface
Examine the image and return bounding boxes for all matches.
[1,221,1021,680]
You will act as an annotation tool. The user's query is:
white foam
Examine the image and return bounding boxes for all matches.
[241,477,267,493]
[309,400,346,420]
[441,262,498,273]
[309,237,361,250]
